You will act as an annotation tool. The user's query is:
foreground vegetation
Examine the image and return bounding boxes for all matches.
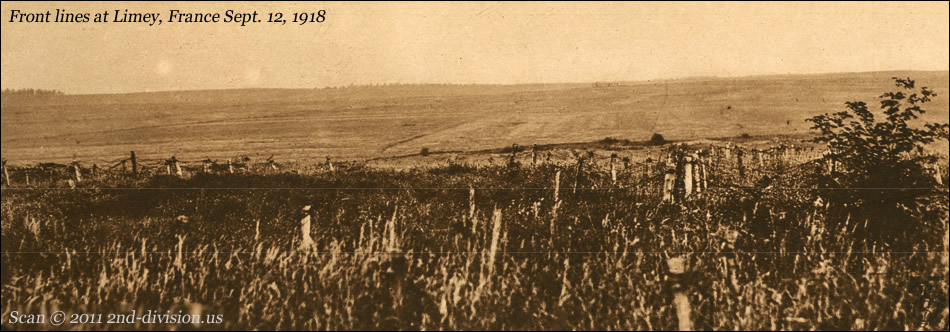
[1,156,947,330]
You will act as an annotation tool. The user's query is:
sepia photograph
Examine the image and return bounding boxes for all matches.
[1,1,948,330]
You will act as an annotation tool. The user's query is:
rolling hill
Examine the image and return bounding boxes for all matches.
[2,71,947,165]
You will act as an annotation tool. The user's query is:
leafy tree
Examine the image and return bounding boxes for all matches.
[806,77,949,246]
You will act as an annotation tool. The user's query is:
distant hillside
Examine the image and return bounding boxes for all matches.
[1,71,947,164]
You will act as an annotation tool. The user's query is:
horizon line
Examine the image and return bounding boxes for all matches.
[3,69,948,97]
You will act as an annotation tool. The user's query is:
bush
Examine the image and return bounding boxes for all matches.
[649,133,665,145]
[600,137,621,144]
[499,144,524,154]
[420,147,430,156]
[806,77,949,247]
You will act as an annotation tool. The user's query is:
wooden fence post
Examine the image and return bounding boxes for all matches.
[933,164,944,186]
[701,153,708,192]
[1,160,9,186]
[573,158,583,194]
[683,156,694,198]
[130,151,137,175]
[532,144,538,166]
[736,149,744,178]
[610,153,618,184]
[552,170,561,244]
[299,205,315,250]
[692,153,702,193]
[942,222,948,270]
[72,161,83,183]
[508,144,519,168]
[174,157,183,177]
[667,257,693,331]
[662,168,676,204]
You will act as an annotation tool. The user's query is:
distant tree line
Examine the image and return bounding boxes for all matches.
[1,88,66,97]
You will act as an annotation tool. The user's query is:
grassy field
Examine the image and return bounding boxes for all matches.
[2,71,947,165]
[1,143,948,330]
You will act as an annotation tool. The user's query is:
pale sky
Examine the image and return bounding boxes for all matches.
[1,1,948,94]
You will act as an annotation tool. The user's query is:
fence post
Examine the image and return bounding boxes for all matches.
[662,168,676,204]
[736,149,745,178]
[532,144,538,166]
[508,144,518,168]
[693,153,703,193]
[552,170,561,245]
[174,157,183,177]
[299,205,315,250]
[667,256,693,331]
[1,160,9,186]
[702,152,709,191]
[934,164,944,186]
[683,156,694,198]
[942,221,948,270]
[227,159,234,174]
[72,161,83,183]
[610,153,618,184]
[573,158,583,194]
[130,151,137,175]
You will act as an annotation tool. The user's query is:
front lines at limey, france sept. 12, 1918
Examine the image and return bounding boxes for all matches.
[8,8,326,26]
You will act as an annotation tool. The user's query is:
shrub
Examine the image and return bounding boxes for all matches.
[806,77,949,246]
[649,133,666,145]
[600,137,621,144]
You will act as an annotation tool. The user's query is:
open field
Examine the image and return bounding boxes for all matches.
[2,142,948,330]
[3,71,948,165]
